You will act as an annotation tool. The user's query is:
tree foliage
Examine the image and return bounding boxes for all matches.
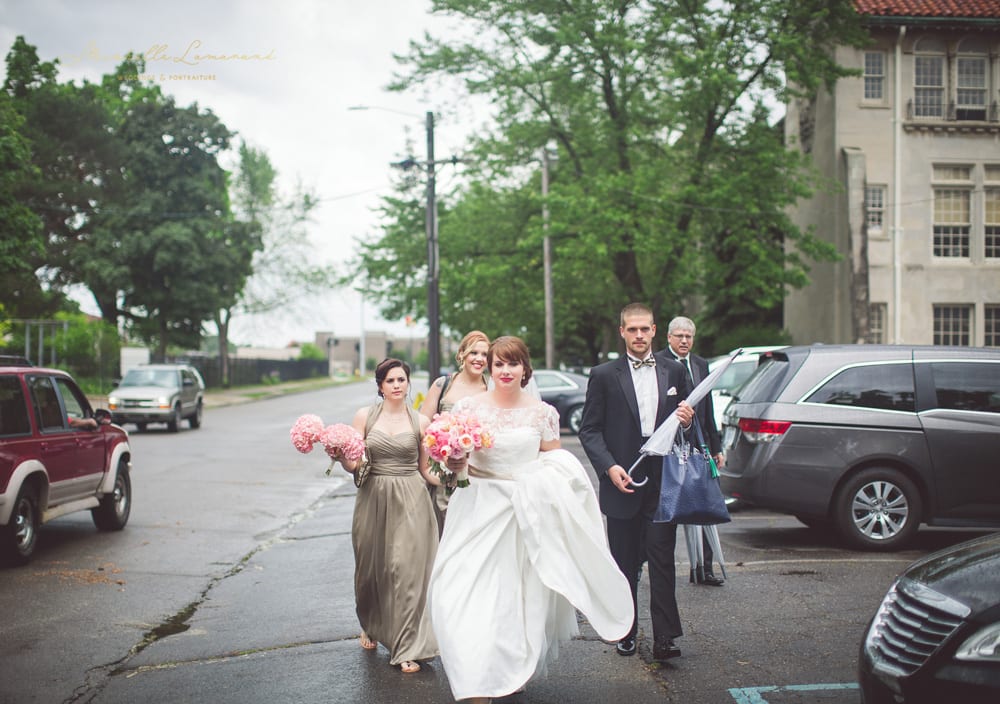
[1,37,301,361]
[354,0,865,360]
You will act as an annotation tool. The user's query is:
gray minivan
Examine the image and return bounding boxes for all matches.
[720,345,1000,550]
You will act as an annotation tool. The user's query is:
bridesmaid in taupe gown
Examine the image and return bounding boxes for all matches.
[420,330,490,533]
[333,358,442,674]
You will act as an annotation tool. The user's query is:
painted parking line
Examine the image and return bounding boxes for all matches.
[728,683,860,703]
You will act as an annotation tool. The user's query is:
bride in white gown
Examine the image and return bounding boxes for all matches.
[429,336,633,703]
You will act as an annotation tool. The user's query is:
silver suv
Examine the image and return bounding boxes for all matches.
[720,345,1000,550]
[108,364,205,432]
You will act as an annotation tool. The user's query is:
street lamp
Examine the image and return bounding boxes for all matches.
[541,146,555,369]
[348,105,444,377]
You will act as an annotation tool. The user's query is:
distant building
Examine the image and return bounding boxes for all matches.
[784,0,1000,346]
[315,330,443,376]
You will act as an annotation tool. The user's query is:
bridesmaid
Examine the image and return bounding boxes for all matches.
[421,330,490,532]
[421,330,490,417]
[333,358,442,674]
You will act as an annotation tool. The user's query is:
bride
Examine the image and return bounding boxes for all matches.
[429,336,633,703]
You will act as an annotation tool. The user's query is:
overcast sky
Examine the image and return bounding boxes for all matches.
[1,0,481,347]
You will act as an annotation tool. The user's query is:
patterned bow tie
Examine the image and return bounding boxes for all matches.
[631,356,655,370]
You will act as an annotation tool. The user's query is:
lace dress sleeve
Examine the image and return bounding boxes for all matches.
[540,403,560,442]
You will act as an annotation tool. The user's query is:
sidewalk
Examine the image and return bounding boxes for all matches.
[88,376,349,411]
[200,376,345,409]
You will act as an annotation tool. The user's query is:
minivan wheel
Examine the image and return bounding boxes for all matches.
[835,468,922,551]
[2,485,39,566]
[567,405,584,435]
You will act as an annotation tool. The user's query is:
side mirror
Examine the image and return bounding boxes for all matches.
[93,408,112,425]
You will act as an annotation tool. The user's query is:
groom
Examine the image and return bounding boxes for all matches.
[580,303,694,661]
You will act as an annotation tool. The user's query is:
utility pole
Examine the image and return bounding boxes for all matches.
[542,148,554,369]
[426,110,441,378]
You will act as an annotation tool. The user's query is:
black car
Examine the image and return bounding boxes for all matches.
[859,531,1000,703]
[533,369,588,434]
[720,344,1000,550]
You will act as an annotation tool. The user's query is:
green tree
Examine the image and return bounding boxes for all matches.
[85,56,239,359]
[0,89,43,309]
[298,342,326,361]
[219,143,336,384]
[359,0,865,362]
[2,36,115,320]
[226,145,335,320]
[3,40,264,361]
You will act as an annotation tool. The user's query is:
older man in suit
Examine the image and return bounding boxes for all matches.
[657,315,726,586]
[580,303,694,661]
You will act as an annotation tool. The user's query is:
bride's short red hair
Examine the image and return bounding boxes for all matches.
[487,336,533,388]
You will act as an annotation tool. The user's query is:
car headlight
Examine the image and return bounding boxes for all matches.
[108,396,119,408]
[955,623,1000,662]
[157,396,171,408]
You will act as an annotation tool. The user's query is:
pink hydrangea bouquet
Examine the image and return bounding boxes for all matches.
[423,411,493,493]
[318,423,366,476]
[291,415,366,477]
[290,414,325,454]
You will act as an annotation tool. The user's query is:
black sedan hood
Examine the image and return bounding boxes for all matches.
[903,532,1000,613]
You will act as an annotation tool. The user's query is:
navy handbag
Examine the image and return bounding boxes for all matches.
[652,417,731,525]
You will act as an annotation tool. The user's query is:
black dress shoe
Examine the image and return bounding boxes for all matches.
[652,638,681,661]
[700,571,725,587]
[616,636,636,656]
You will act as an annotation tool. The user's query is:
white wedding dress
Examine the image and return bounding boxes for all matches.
[429,398,633,700]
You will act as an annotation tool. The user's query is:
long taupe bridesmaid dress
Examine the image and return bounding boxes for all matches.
[352,403,439,666]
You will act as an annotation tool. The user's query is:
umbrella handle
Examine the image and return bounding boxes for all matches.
[626,455,648,487]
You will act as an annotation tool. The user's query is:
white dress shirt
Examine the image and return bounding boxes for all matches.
[627,355,657,437]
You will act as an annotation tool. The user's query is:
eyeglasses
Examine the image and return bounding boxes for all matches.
[670,333,693,340]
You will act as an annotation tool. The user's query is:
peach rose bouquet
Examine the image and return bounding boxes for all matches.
[423,411,493,493]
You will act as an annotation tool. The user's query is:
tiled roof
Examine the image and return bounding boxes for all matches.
[854,0,1000,17]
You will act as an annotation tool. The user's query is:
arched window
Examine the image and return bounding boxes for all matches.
[956,38,989,121]
[913,37,946,118]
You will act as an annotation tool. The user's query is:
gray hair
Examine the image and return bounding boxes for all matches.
[668,316,696,335]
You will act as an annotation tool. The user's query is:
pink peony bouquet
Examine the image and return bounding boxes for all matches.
[423,411,493,493]
[290,414,325,454]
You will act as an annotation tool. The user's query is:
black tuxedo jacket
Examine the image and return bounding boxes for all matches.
[656,349,722,456]
[579,355,691,520]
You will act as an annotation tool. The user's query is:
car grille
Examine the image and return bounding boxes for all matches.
[120,399,157,408]
[866,578,969,676]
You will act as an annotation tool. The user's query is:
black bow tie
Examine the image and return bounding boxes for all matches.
[631,357,655,370]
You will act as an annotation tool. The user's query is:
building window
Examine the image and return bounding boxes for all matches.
[956,57,987,120]
[956,38,989,121]
[986,305,1000,347]
[910,37,994,123]
[986,166,1000,259]
[864,51,885,101]
[869,303,886,343]
[933,190,971,257]
[865,185,885,232]
[914,53,945,118]
[933,305,972,346]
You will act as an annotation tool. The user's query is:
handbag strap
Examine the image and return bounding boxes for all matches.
[436,374,455,414]
[685,414,719,478]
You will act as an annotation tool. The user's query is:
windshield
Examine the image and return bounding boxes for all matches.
[120,369,178,388]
